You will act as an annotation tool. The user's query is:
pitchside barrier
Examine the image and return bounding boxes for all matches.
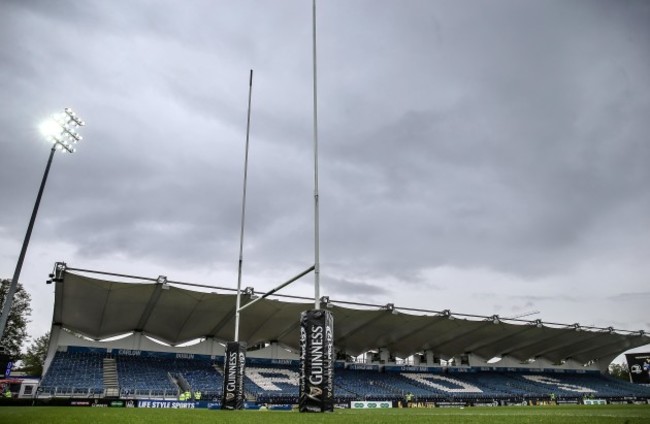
[3,397,650,408]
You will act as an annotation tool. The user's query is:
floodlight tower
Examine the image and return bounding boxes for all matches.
[0,109,85,344]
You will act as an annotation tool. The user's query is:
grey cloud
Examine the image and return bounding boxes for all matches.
[322,275,390,299]
[609,292,650,301]
[1,0,649,340]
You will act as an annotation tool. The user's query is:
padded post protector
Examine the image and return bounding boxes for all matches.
[221,341,246,410]
[299,309,334,412]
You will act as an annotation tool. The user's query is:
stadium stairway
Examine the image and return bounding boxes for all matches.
[171,372,191,393]
[103,357,119,398]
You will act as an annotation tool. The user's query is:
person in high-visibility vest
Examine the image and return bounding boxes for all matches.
[404,392,414,407]
[194,391,201,400]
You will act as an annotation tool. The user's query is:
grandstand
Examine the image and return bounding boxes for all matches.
[36,347,650,405]
[28,264,650,406]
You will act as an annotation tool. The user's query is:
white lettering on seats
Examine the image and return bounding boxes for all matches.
[401,373,483,393]
[522,375,596,393]
[246,367,299,391]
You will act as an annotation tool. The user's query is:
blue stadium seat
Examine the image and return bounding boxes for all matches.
[39,348,650,403]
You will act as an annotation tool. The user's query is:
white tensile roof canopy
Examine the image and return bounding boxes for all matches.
[51,268,649,366]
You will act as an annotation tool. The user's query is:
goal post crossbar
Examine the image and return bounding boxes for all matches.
[238,264,315,313]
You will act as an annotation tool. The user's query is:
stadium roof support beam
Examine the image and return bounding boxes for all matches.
[569,337,646,363]
[514,330,592,362]
[552,344,623,365]
[384,317,449,352]
[500,330,571,360]
[428,322,496,354]
[564,339,626,359]
[531,332,604,360]
[418,320,493,352]
[463,324,539,355]
[244,307,284,343]
[134,281,165,332]
[171,292,212,344]
[95,282,115,341]
[274,320,302,342]
[335,312,391,350]
[207,306,237,339]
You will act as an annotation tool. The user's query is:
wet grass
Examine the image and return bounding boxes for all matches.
[0,404,649,424]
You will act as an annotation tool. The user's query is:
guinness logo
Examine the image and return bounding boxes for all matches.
[306,385,323,401]
[226,393,235,400]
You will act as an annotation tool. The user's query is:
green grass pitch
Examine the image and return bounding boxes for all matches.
[1,405,649,424]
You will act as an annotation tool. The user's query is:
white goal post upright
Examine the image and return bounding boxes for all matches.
[234,69,254,344]
[222,70,254,411]
[224,0,333,411]
[299,0,335,413]
[312,0,321,312]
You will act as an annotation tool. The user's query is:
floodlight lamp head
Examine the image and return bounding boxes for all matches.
[64,107,84,125]
[39,119,62,139]
[40,108,85,153]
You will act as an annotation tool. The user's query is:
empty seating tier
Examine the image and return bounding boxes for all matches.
[39,348,650,403]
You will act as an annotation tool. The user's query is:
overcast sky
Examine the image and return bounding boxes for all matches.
[1,0,649,357]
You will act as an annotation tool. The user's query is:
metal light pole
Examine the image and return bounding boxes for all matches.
[0,108,85,344]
